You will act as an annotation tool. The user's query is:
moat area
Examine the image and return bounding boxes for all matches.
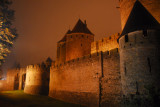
[0,90,82,107]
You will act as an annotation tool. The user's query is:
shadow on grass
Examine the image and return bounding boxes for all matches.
[0,90,83,107]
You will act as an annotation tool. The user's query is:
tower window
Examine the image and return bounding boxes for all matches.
[82,35,84,37]
[124,63,127,75]
[147,57,151,73]
[81,44,82,47]
[125,34,128,42]
[124,67,127,75]
[143,30,148,37]
[136,81,140,95]
[71,35,72,38]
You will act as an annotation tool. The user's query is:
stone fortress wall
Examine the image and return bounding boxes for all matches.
[56,41,66,65]
[0,1,160,107]
[49,48,121,107]
[24,64,49,95]
[119,0,160,29]
[91,33,120,53]
[119,29,160,100]
[0,68,26,91]
[56,32,94,65]
[66,33,94,61]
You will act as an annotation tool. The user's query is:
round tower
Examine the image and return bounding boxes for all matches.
[24,64,49,95]
[119,0,160,29]
[56,30,70,65]
[65,19,94,61]
[119,1,160,101]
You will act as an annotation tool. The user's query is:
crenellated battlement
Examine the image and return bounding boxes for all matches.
[51,48,119,69]
[26,64,45,73]
[24,64,49,95]
[91,33,120,54]
[119,30,160,50]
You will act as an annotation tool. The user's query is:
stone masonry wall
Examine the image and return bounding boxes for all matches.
[119,30,160,101]
[50,53,101,107]
[24,65,49,95]
[101,49,121,107]
[18,68,26,90]
[56,42,66,65]
[0,69,20,91]
[0,80,7,91]
[50,49,121,107]
[66,33,94,61]
[91,33,119,54]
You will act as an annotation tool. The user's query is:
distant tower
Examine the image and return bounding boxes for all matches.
[118,0,160,99]
[119,0,160,29]
[24,64,49,95]
[56,31,68,65]
[56,19,94,64]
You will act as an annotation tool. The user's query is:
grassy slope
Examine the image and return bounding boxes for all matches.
[0,90,82,107]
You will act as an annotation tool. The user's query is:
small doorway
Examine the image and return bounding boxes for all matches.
[14,73,19,90]
[22,74,26,90]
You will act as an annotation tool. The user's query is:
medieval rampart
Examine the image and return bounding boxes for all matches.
[0,80,7,91]
[0,68,26,91]
[49,48,121,107]
[91,33,119,54]
[24,64,49,95]
[119,30,160,103]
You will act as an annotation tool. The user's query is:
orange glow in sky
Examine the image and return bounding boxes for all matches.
[2,0,121,69]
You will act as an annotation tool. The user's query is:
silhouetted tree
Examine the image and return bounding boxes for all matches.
[0,0,18,65]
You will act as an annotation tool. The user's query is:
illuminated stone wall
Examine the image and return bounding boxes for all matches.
[49,49,121,107]
[24,65,49,95]
[119,0,160,29]
[56,42,66,65]
[91,33,119,54]
[18,68,26,90]
[65,33,94,61]
[119,30,160,100]
[0,80,7,91]
[101,49,121,106]
[0,68,26,91]
[0,69,20,91]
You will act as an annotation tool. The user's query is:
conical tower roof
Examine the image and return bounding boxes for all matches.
[120,0,160,36]
[58,29,71,43]
[71,19,93,34]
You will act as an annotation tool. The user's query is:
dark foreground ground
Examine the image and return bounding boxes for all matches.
[0,90,82,107]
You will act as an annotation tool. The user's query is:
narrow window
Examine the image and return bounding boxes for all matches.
[124,67,127,75]
[136,81,140,95]
[81,44,82,47]
[124,63,127,75]
[143,30,148,37]
[147,57,151,73]
[125,34,128,42]
[87,36,88,38]
[71,35,72,38]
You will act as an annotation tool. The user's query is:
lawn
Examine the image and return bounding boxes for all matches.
[0,90,82,107]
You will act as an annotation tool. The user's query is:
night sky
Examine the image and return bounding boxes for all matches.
[2,0,121,71]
